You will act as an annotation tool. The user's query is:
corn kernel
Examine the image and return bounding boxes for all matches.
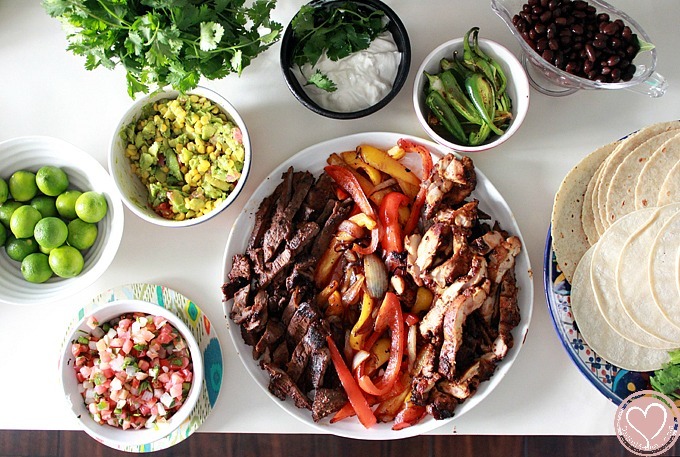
[175,212,186,221]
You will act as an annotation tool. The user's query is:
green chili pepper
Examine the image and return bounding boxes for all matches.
[469,121,491,146]
[425,91,468,144]
[426,71,482,125]
[465,73,504,136]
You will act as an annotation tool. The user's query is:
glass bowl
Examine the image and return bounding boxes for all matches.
[491,0,666,97]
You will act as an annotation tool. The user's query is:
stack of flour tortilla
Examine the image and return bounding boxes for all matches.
[551,121,680,371]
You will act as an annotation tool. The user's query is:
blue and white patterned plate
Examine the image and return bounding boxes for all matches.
[63,283,223,452]
[543,227,651,405]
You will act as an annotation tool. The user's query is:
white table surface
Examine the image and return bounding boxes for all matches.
[1,0,679,436]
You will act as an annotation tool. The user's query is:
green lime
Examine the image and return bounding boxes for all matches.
[67,218,98,250]
[8,170,38,202]
[0,201,23,228]
[75,191,108,223]
[35,166,69,196]
[0,178,8,204]
[30,195,58,218]
[56,190,82,220]
[39,244,54,255]
[21,252,53,284]
[34,217,68,249]
[5,235,39,262]
[9,205,42,239]
[0,223,6,247]
[48,245,84,278]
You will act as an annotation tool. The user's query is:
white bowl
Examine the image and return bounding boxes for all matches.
[0,136,124,306]
[413,37,530,153]
[60,299,204,447]
[109,86,252,227]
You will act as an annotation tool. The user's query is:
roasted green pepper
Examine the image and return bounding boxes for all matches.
[425,91,467,144]
[426,71,482,125]
[465,73,504,136]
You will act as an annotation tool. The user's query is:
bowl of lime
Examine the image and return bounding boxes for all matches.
[0,136,124,306]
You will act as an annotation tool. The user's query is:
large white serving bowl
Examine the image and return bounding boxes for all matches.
[108,86,252,228]
[0,136,124,306]
[59,299,204,447]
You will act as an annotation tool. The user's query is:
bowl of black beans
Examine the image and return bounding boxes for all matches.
[491,0,667,97]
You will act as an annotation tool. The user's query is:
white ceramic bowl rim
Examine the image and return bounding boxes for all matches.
[60,298,204,447]
[413,37,530,153]
[108,86,252,227]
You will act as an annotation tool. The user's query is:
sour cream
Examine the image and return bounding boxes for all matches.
[293,32,401,113]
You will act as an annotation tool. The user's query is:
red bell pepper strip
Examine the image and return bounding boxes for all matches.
[326,335,377,428]
[379,191,410,254]
[325,165,375,218]
[397,138,433,180]
[357,293,404,396]
[392,403,427,430]
[325,165,379,255]
[397,139,434,236]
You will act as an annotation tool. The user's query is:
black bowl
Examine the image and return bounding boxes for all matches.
[280,0,411,120]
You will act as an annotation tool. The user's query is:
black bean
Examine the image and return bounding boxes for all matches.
[572,24,584,35]
[593,38,606,49]
[585,43,597,61]
[547,23,557,39]
[535,23,547,34]
[555,16,567,26]
[536,37,549,52]
[603,22,620,36]
[622,26,633,40]
[597,13,610,22]
[549,38,560,50]
[540,10,552,23]
[610,68,621,81]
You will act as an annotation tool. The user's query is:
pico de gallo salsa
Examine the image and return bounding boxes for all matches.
[71,312,193,430]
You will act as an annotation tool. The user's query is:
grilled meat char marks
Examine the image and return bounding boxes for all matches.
[407,153,521,419]
[222,167,350,421]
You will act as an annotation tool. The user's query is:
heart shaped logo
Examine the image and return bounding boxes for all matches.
[615,390,679,456]
[625,402,668,449]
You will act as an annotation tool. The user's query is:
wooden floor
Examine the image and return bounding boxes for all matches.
[1,431,677,457]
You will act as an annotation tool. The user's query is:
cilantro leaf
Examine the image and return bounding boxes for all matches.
[306,69,337,92]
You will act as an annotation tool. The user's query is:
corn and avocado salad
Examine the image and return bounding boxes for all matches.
[121,94,245,221]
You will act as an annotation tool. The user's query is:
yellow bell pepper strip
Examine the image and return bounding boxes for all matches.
[379,191,410,254]
[340,151,383,186]
[326,335,377,428]
[357,292,405,396]
[325,165,380,255]
[313,236,344,288]
[349,292,375,350]
[397,139,433,236]
[411,286,434,314]
[358,145,421,187]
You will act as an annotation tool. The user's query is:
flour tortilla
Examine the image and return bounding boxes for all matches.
[597,121,680,229]
[606,130,680,225]
[650,211,680,327]
[617,204,680,343]
[589,160,608,238]
[590,207,676,348]
[636,134,680,209]
[583,163,603,245]
[657,159,680,206]
[571,248,671,371]
[551,141,617,283]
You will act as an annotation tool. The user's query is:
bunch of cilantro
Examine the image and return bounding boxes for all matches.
[42,0,282,98]
[290,1,387,92]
